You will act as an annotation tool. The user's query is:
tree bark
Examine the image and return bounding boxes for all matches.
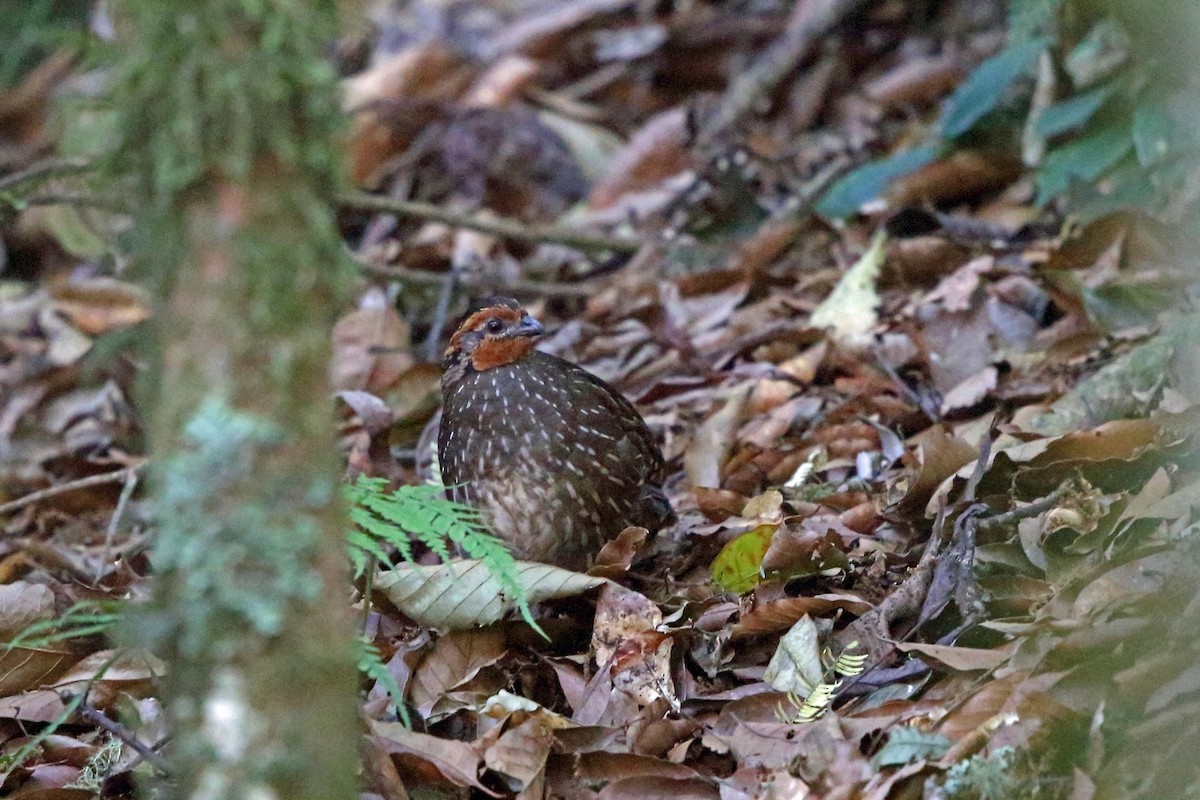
[110,2,359,798]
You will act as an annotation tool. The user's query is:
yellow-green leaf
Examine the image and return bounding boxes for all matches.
[711,524,776,594]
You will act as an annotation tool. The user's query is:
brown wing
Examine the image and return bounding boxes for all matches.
[526,353,670,526]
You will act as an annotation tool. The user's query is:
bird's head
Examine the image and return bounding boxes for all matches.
[443,297,545,379]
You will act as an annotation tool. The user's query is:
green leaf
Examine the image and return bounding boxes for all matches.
[1034,125,1133,205]
[1130,89,1200,167]
[1030,318,1196,434]
[357,639,410,727]
[816,145,940,219]
[1132,100,1174,166]
[1007,0,1061,43]
[871,727,953,768]
[940,38,1048,138]
[1058,157,1160,222]
[41,205,110,260]
[1035,83,1117,139]
[1064,18,1130,89]
[710,524,775,593]
[4,600,121,651]
[1082,281,1177,333]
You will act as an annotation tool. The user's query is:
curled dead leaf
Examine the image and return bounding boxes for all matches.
[376,560,606,631]
[331,303,414,394]
[610,630,675,707]
[593,583,662,669]
[50,277,151,335]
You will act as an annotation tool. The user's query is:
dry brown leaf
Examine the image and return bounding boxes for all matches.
[719,765,810,800]
[940,365,999,414]
[463,55,539,108]
[694,488,751,522]
[923,255,993,313]
[483,714,556,793]
[888,149,1024,208]
[372,720,490,792]
[593,584,665,693]
[588,107,690,210]
[898,424,978,514]
[38,305,91,367]
[0,688,69,723]
[0,581,55,638]
[376,560,605,631]
[611,631,674,707]
[731,594,873,638]
[759,523,847,577]
[342,41,473,112]
[917,302,995,395]
[896,642,1012,671]
[576,751,700,783]
[864,52,967,109]
[410,628,509,720]
[598,775,719,800]
[49,278,151,335]
[741,395,816,449]
[51,649,164,693]
[331,303,414,394]
[0,648,78,697]
[936,671,1065,751]
[928,420,1162,514]
[589,526,648,577]
[684,386,749,489]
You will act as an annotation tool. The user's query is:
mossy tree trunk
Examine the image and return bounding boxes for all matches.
[109,2,358,798]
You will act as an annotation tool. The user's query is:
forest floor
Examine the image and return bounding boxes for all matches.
[0,1,1198,798]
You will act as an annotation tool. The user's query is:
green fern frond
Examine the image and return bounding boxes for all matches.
[776,641,867,723]
[356,638,410,728]
[3,600,121,651]
[834,641,869,678]
[343,476,538,630]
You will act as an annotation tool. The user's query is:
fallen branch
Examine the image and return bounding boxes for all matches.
[354,255,600,299]
[0,466,143,517]
[78,702,170,776]
[976,479,1075,535]
[339,191,644,254]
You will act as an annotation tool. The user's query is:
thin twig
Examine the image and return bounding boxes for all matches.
[425,253,464,363]
[96,470,140,583]
[354,255,600,298]
[976,479,1075,535]
[78,702,171,776]
[0,157,93,193]
[0,466,142,517]
[22,193,130,214]
[339,191,645,253]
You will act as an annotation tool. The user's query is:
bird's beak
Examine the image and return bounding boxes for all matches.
[514,314,545,338]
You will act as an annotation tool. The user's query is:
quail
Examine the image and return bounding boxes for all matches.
[438,297,674,570]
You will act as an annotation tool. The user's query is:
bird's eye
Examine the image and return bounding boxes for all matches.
[485,319,505,334]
